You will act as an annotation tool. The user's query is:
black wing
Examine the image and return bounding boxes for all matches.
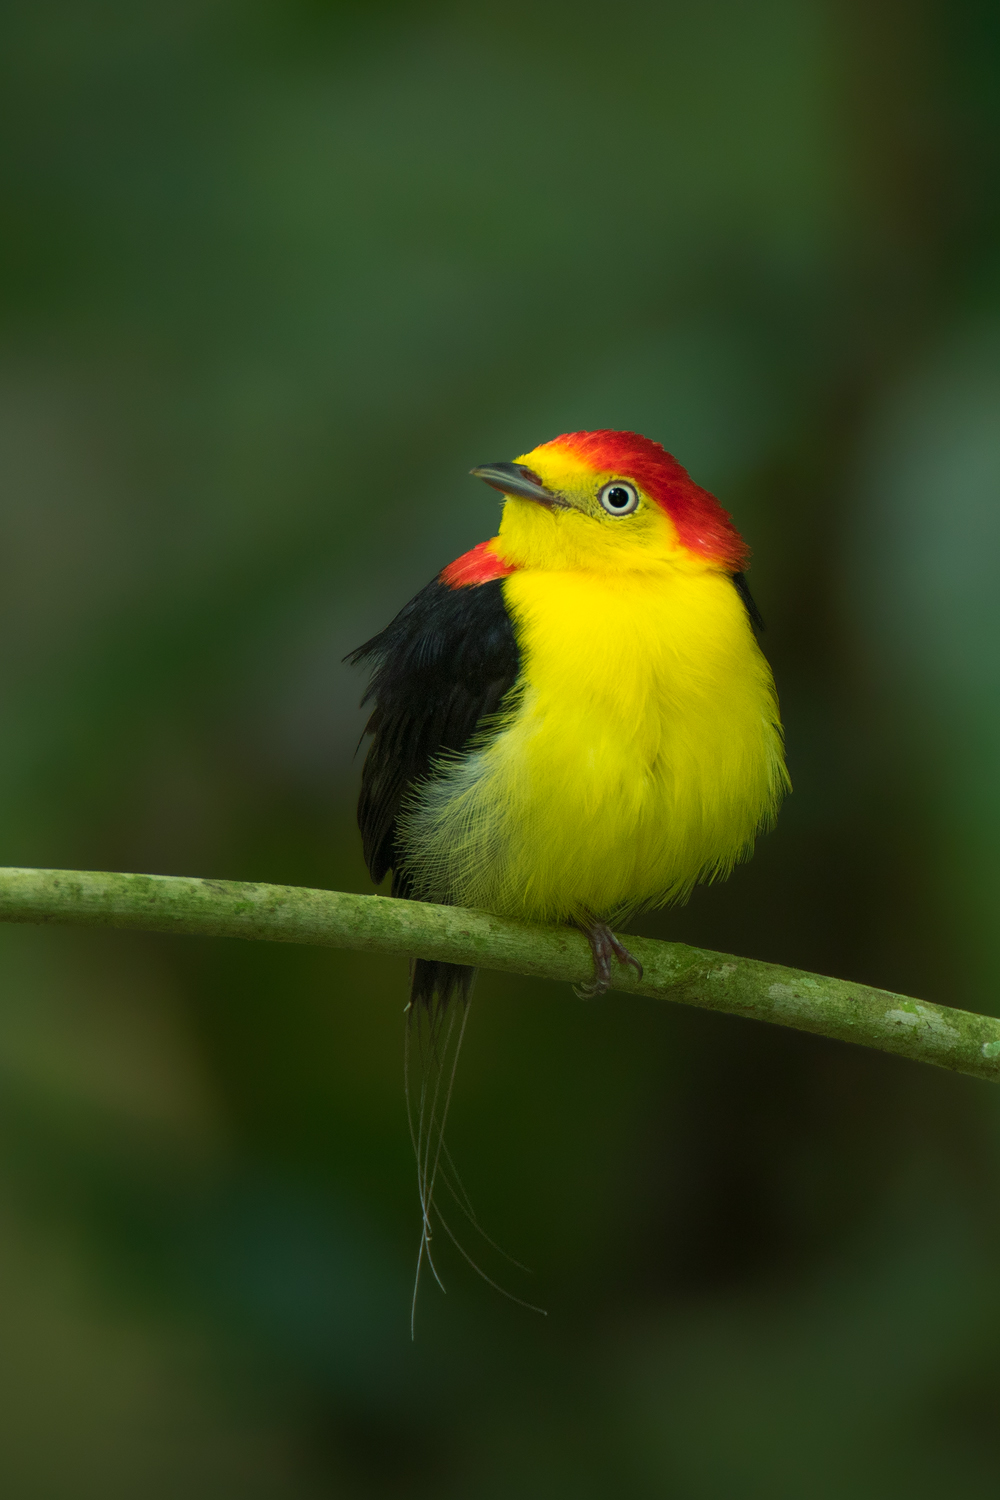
[732,571,765,631]
[348,576,521,899]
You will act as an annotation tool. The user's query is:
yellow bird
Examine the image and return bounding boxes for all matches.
[352,428,789,1001]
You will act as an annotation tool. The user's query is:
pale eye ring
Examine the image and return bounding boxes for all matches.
[598,481,640,516]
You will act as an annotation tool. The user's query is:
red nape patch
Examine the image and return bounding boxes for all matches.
[548,429,749,571]
[440,539,518,588]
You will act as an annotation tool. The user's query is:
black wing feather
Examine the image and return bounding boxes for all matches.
[348,576,520,1006]
[349,575,520,882]
[732,571,764,631]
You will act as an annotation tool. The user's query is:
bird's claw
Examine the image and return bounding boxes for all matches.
[574,920,643,998]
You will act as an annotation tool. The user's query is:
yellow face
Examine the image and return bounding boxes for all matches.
[492,442,697,575]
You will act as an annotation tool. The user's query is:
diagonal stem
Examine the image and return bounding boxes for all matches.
[0,866,996,1085]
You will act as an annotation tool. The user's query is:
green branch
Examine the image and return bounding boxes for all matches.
[0,866,996,1084]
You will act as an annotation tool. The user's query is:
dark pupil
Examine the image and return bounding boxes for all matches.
[607,487,630,508]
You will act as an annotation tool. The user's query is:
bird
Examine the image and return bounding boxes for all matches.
[350,428,789,1005]
[350,428,789,1321]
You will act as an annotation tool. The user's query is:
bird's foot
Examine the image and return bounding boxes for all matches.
[574,919,643,998]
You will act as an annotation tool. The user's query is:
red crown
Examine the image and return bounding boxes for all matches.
[547,429,749,571]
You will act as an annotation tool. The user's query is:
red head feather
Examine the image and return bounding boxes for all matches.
[546,429,749,571]
[440,537,516,588]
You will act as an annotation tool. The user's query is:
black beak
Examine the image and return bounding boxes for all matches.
[470,462,568,508]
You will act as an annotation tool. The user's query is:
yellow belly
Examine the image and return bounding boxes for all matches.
[399,565,788,922]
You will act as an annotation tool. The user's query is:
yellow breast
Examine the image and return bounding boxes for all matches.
[399,564,788,923]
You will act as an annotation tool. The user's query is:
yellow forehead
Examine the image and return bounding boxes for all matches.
[515,444,608,492]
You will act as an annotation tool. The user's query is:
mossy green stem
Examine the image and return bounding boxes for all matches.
[0,866,995,1083]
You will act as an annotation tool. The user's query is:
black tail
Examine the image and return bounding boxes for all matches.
[409,959,476,1009]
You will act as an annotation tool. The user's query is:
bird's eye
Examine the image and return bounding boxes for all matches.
[598,481,640,516]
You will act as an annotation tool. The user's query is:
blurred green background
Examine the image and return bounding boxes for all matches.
[1,0,1000,1494]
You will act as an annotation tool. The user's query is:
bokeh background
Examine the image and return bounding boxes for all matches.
[1,1,1000,1494]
